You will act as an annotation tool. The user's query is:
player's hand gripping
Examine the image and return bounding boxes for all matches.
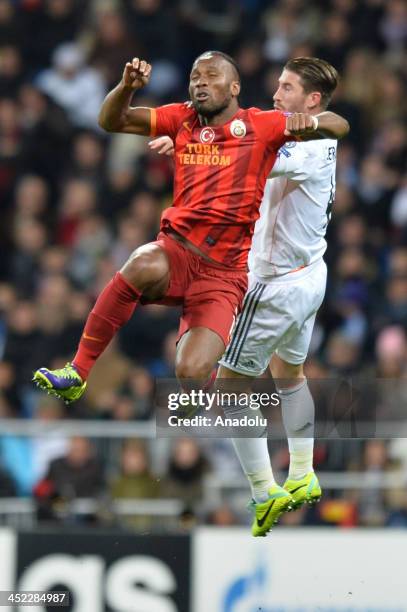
[122,58,152,90]
[148,136,175,156]
[284,112,318,137]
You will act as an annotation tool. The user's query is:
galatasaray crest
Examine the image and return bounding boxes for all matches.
[230,119,246,138]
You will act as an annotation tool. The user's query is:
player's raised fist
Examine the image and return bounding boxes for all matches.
[122,58,152,90]
[284,112,317,136]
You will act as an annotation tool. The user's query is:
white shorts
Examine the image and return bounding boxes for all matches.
[219,258,327,376]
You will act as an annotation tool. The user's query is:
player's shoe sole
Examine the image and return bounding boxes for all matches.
[283,471,322,510]
[33,362,86,404]
[250,485,293,537]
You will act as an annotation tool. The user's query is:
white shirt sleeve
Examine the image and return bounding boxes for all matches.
[270,142,318,182]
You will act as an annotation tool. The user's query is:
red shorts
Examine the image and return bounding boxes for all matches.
[144,232,248,347]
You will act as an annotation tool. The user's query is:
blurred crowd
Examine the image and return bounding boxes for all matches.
[2,426,407,530]
[0,0,406,529]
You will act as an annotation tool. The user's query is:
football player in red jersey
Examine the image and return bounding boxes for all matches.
[33,51,349,404]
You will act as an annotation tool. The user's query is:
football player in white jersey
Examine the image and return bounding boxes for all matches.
[149,57,343,536]
[217,57,340,536]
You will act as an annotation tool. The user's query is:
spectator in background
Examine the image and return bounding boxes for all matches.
[379,0,407,61]
[89,6,143,90]
[39,245,70,280]
[340,49,378,132]
[109,439,160,529]
[162,438,209,509]
[0,97,22,203]
[0,44,24,97]
[119,365,155,420]
[56,178,98,247]
[68,214,112,288]
[315,12,351,71]
[35,436,104,502]
[179,0,241,61]
[20,0,86,72]
[359,326,407,426]
[3,301,40,394]
[110,439,159,500]
[376,249,407,329]
[234,40,267,108]
[262,0,317,64]
[124,0,178,63]
[35,275,80,360]
[12,175,49,228]
[349,440,395,526]
[374,325,407,379]
[0,0,21,49]
[36,42,106,130]
[324,331,361,375]
[10,219,48,296]
[64,131,106,189]
[18,84,72,188]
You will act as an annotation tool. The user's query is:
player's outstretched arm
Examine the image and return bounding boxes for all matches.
[98,58,153,135]
[285,112,349,141]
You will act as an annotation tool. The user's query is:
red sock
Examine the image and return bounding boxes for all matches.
[73,272,141,380]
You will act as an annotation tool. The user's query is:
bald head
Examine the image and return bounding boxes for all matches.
[193,51,241,84]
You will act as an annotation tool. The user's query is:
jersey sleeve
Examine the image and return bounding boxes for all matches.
[270,142,318,182]
[150,102,189,139]
[251,109,296,151]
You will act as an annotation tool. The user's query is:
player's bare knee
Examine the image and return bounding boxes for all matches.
[175,356,213,381]
[121,244,169,292]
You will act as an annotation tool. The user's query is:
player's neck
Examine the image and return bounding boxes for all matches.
[199,102,240,127]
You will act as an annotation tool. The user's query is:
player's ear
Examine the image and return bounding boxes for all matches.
[231,81,240,97]
[307,91,321,111]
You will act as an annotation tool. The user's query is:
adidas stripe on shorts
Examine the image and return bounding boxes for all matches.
[219,258,327,376]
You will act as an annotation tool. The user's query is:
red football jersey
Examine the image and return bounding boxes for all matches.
[150,103,293,269]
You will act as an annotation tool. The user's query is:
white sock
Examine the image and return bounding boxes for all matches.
[222,400,275,502]
[279,378,315,480]
[287,437,314,480]
[232,438,276,503]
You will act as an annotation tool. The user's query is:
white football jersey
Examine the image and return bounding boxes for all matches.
[249,138,337,277]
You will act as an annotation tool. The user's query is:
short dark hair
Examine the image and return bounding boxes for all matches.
[194,50,241,83]
[284,57,339,109]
